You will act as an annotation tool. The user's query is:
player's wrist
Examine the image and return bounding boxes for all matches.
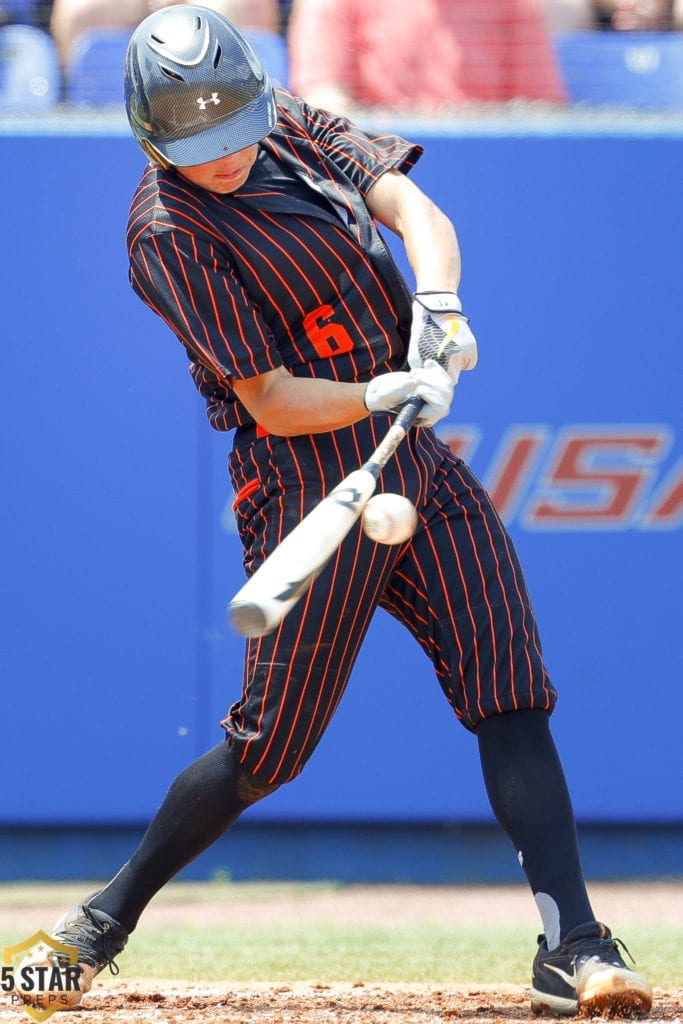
[363,383,372,413]
[413,291,463,315]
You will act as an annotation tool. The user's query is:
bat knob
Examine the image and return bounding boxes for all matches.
[228,601,272,639]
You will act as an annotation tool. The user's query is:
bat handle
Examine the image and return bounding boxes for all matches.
[393,395,424,431]
[361,395,424,480]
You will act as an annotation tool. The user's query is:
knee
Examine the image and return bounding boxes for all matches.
[190,739,282,810]
[234,765,281,806]
[477,707,551,745]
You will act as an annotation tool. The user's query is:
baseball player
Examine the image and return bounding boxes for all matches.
[26,6,652,1018]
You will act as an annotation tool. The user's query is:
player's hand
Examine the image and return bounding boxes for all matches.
[408,291,478,384]
[410,360,454,426]
[364,371,417,415]
[364,362,454,427]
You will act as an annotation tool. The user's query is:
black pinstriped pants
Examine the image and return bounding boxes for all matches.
[224,416,556,787]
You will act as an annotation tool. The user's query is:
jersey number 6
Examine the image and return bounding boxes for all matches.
[303,304,354,357]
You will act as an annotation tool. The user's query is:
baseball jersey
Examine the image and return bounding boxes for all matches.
[127,88,422,432]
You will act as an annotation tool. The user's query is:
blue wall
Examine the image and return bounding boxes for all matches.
[1,120,681,838]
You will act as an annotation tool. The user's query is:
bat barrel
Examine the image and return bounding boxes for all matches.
[228,601,272,639]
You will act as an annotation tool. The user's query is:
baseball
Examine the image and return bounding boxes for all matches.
[362,493,418,545]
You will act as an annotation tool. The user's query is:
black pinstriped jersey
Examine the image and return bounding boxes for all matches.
[127,89,424,432]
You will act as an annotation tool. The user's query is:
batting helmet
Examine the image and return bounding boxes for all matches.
[124,5,277,168]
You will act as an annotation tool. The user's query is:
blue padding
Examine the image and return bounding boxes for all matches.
[555,31,683,109]
[0,128,681,832]
[0,25,60,109]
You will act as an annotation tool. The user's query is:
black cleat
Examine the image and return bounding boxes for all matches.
[18,895,128,1010]
[531,921,652,1018]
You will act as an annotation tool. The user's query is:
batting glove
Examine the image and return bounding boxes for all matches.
[409,291,478,384]
[409,359,454,426]
[364,371,417,415]
[364,362,454,427]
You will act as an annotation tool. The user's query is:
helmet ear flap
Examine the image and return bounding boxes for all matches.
[139,137,173,169]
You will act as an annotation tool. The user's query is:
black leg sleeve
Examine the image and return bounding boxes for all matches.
[89,740,276,932]
[477,709,594,942]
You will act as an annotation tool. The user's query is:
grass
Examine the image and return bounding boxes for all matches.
[120,924,534,984]
[0,883,680,989]
[100,925,681,987]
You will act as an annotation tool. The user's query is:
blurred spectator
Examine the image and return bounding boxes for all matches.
[592,0,682,28]
[543,0,683,30]
[542,0,594,28]
[49,0,280,72]
[0,0,52,28]
[288,0,566,117]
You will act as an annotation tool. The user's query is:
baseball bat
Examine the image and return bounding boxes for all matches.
[228,396,423,639]
[227,324,477,639]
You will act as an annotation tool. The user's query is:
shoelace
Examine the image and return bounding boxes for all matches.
[573,934,637,967]
[53,906,122,975]
[607,936,636,965]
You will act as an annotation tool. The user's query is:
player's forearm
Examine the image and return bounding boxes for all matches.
[367,171,462,293]
[234,369,370,436]
[402,198,462,294]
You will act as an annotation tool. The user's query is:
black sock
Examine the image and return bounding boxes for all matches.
[477,709,595,947]
[89,741,272,932]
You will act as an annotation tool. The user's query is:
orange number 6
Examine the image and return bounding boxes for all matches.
[303,304,354,357]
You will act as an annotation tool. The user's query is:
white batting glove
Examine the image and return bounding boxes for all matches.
[364,371,417,415]
[364,362,454,427]
[409,291,478,384]
[409,359,454,426]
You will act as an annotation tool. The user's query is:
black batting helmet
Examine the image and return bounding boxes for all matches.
[124,5,277,167]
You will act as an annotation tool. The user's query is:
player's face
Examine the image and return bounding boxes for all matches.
[177,144,259,193]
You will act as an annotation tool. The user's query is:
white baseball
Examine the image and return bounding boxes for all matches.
[362,493,418,545]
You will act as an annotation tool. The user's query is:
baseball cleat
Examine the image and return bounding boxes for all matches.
[531,921,652,1018]
[17,895,128,1010]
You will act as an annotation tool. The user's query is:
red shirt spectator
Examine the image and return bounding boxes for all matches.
[288,0,566,115]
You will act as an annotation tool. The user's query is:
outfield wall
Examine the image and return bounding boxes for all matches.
[1,118,681,868]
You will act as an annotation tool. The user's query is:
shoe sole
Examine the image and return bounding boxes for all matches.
[531,987,578,1016]
[579,966,653,1018]
[531,967,653,1019]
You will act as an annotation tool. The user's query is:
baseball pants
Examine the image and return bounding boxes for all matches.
[224,415,556,787]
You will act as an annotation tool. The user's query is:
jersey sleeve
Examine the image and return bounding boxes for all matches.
[282,92,424,198]
[129,226,283,385]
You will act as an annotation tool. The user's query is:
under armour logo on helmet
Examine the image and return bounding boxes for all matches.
[197,93,220,110]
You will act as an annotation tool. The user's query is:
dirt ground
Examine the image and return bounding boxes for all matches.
[1,882,680,1024]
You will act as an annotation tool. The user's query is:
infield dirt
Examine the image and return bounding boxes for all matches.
[1,882,680,1024]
